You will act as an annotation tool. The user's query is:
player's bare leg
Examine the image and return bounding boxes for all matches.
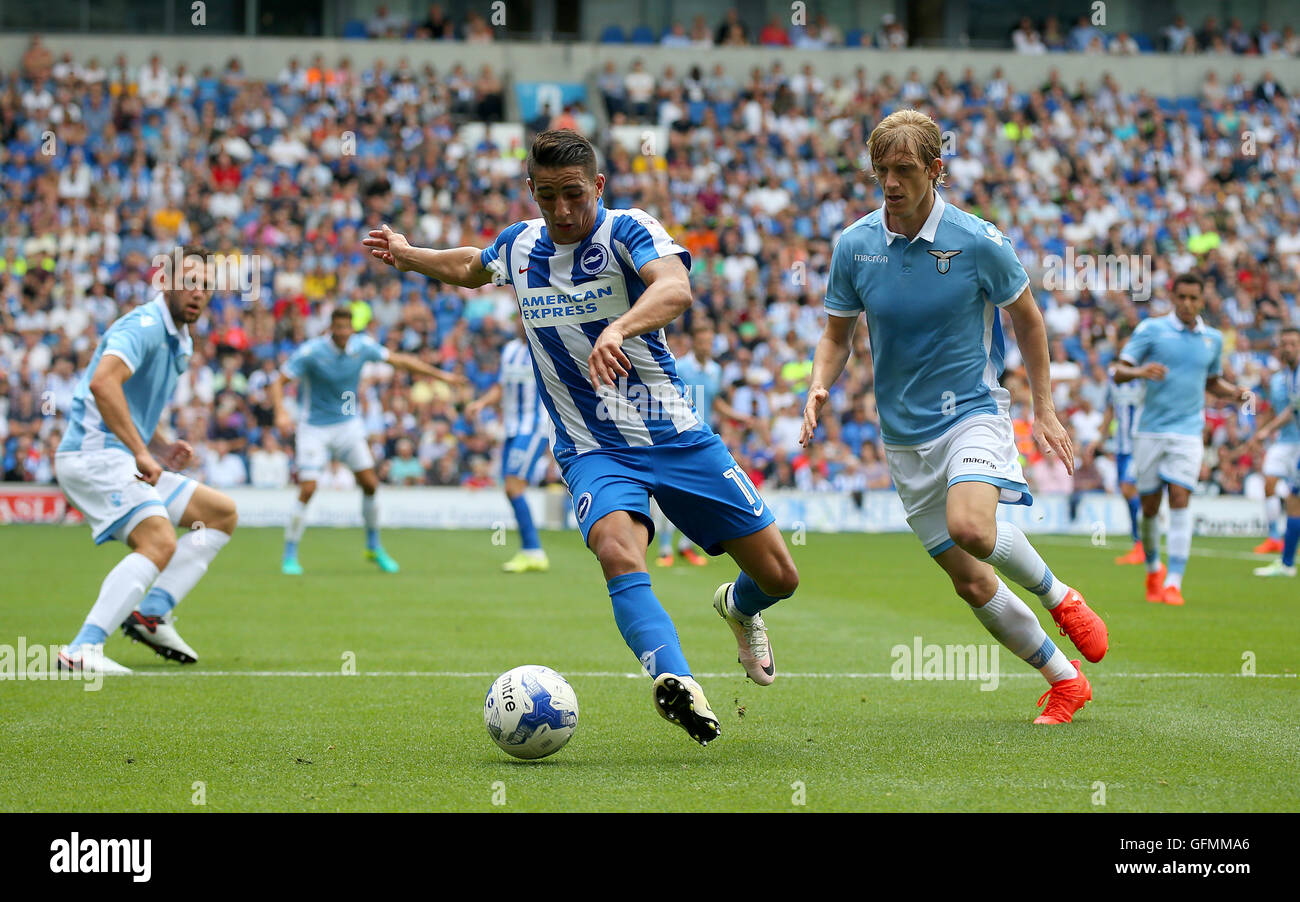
[1115,481,1146,564]
[1139,488,1167,600]
[1256,492,1300,577]
[715,523,799,685]
[282,479,316,574]
[588,511,719,745]
[947,481,1107,662]
[933,543,1091,723]
[356,467,398,573]
[122,485,237,663]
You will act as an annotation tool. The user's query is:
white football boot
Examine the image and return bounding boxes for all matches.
[652,673,721,746]
[1253,560,1297,578]
[121,612,199,663]
[57,644,132,675]
[712,583,775,685]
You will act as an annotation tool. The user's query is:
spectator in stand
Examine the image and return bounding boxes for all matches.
[1164,16,1194,53]
[367,4,407,38]
[714,8,749,46]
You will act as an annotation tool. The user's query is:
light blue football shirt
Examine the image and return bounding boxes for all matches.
[1268,364,1300,443]
[1118,313,1223,437]
[282,333,389,426]
[674,352,723,428]
[60,295,192,454]
[824,192,1029,446]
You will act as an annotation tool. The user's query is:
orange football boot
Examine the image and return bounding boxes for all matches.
[1033,661,1092,724]
[1050,589,1108,663]
[1145,565,1167,602]
[656,553,675,568]
[1114,542,1146,565]
[680,547,708,567]
[1254,537,1284,555]
[1161,584,1185,606]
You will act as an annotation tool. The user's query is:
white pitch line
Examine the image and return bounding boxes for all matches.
[1030,536,1271,562]
[7,670,1295,680]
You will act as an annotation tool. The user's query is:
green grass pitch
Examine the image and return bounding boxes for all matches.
[1,524,1296,812]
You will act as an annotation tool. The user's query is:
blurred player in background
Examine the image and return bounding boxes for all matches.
[465,317,554,573]
[1252,328,1300,560]
[1112,273,1250,605]
[1102,372,1146,564]
[803,109,1107,725]
[654,319,756,567]
[270,306,463,575]
[56,248,238,673]
[1251,327,1300,578]
[366,130,800,747]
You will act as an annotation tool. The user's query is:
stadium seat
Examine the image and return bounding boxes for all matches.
[688,100,707,124]
[714,101,733,127]
[342,20,368,39]
[629,26,656,45]
[844,29,864,47]
[600,25,625,43]
[1133,33,1155,53]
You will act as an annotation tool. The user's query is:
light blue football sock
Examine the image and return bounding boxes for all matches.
[607,572,690,677]
[139,588,177,617]
[284,540,298,560]
[70,623,108,647]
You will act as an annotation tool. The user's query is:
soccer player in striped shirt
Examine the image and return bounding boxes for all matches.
[802,110,1107,724]
[366,130,799,746]
[1102,374,1146,564]
[466,317,554,572]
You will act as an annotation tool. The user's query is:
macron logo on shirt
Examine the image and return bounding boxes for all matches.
[854,254,888,264]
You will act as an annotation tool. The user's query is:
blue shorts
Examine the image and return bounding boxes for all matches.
[502,432,551,484]
[1116,452,1135,486]
[557,432,775,555]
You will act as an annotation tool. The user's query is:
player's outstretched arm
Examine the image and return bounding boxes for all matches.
[389,351,468,386]
[1005,287,1074,474]
[800,313,857,448]
[1207,374,1250,401]
[588,256,693,389]
[89,354,161,484]
[364,224,494,289]
[465,382,502,420]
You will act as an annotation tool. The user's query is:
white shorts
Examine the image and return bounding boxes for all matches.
[55,450,199,545]
[295,419,374,481]
[1262,442,1300,481]
[885,411,1032,556]
[1132,433,1204,494]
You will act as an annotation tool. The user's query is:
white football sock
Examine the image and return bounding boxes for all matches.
[1267,494,1283,536]
[980,521,1069,609]
[286,499,308,544]
[970,579,1077,684]
[1140,514,1162,572]
[85,553,160,635]
[152,529,231,607]
[362,492,379,532]
[1166,507,1191,590]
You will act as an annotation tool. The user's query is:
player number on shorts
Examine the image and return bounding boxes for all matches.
[723,466,764,516]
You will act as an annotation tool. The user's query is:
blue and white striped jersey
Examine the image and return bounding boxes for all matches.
[498,338,546,438]
[1105,377,1145,455]
[59,295,192,455]
[282,333,389,426]
[481,202,707,457]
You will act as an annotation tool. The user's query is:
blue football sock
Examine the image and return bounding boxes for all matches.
[366,530,380,552]
[70,623,108,647]
[732,571,790,617]
[658,528,673,556]
[284,540,298,559]
[607,572,690,677]
[139,588,176,618]
[509,494,541,551]
[1283,517,1300,567]
[1127,496,1141,543]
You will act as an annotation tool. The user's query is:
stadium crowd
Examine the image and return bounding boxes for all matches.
[2,36,1298,513]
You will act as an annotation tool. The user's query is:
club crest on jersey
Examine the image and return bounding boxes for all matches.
[575,492,593,522]
[578,244,609,276]
[928,249,962,274]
